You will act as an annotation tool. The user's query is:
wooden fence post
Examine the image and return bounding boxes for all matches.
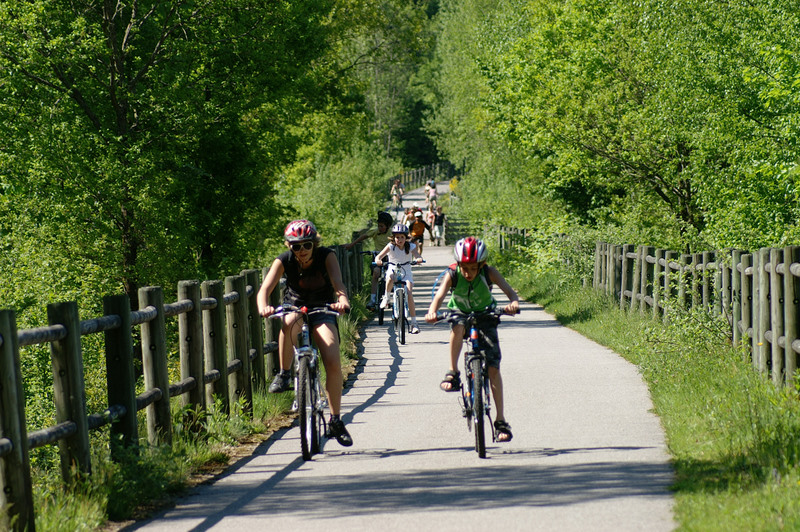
[756,248,771,374]
[640,246,655,314]
[769,248,784,386]
[783,246,800,386]
[663,250,679,322]
[597,243,606,293]
[178,280,205,427]
[47,302,91,483]
[690,253,701,309]
[741,253,753,361]
[139,286,172,446]
[654,249,665,319]
[243,269,266,393]
[619,244,633,309]
[0,310,35,532]
[202,280,229,414]
[611,245,621,301]
[701,251,713,312]
[719,250,731,319]
[226,275,252,415]
[103,294,138,458]
[593,242,601,289]
[732,250,743,347]
[630,246,642,312]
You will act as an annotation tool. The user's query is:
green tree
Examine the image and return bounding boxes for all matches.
[0,0,338,310]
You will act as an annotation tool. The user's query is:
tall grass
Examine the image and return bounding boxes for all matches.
[505,266,800,530]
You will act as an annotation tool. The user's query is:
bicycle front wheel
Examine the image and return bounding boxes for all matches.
[297,357,316,460]
[398,289,406,345]
[470,357,486,458]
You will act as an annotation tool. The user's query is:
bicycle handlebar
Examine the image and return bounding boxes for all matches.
[267,304,344,320]
[434,306,517,323]
[373,259,425,267]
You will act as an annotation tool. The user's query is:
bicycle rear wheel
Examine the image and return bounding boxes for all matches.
[470,357,486,458]
[297,357,316,460]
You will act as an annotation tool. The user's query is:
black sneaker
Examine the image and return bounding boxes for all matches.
[327,417,353,447]
[268,372,291,393]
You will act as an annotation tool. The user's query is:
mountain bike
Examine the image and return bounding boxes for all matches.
[436,306,514,458]
[386,260,423,345]
[269,304,339,460]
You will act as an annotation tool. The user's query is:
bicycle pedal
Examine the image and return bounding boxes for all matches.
[290,400,298,412]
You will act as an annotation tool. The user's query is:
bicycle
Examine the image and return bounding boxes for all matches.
[385,260,423,345]
[435,306,515,458]
[268,304,340,460]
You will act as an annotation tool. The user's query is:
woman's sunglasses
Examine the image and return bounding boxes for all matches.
[291,241,314,251]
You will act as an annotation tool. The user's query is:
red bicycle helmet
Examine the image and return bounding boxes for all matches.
[454,237,488,263]
[284,219,317,242]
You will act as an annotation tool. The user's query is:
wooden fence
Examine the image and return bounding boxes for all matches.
[393,161,456,192]
[594,242,800,387]
[0,244,367,531]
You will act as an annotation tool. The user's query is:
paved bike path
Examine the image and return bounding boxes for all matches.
[129,190,674,531]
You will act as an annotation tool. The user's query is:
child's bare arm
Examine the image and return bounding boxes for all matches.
[375,244,391,263]
[487,266,520,314]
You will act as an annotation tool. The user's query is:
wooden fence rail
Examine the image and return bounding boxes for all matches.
[594,242,800,388]
[0,244,366,531]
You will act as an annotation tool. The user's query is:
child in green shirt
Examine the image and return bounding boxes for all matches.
[425,237,520,442]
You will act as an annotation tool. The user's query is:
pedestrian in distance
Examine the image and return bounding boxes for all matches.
[408,210,434,254]
[424,236,520,442]
[433,206,446,246]
[257,219,353,446]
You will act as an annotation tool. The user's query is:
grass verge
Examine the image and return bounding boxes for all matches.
[506,270,800,531]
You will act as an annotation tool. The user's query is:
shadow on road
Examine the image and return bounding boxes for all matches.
[125,455,672,530]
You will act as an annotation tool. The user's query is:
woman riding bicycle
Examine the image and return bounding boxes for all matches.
[375,223,423,334]
[424,237,520,442]
[256,219,353,446]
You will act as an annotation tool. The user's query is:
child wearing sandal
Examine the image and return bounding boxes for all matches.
[424,237,520,442]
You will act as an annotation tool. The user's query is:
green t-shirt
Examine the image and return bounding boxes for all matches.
[359,226,390,250]
[447,266,495,312]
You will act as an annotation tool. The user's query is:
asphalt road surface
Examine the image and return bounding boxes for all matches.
[128,188,675,531]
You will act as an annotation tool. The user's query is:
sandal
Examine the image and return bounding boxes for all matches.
[494,420,513,442]
[440,370,461,392]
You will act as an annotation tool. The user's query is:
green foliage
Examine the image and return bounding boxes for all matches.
[426,0,800,252]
